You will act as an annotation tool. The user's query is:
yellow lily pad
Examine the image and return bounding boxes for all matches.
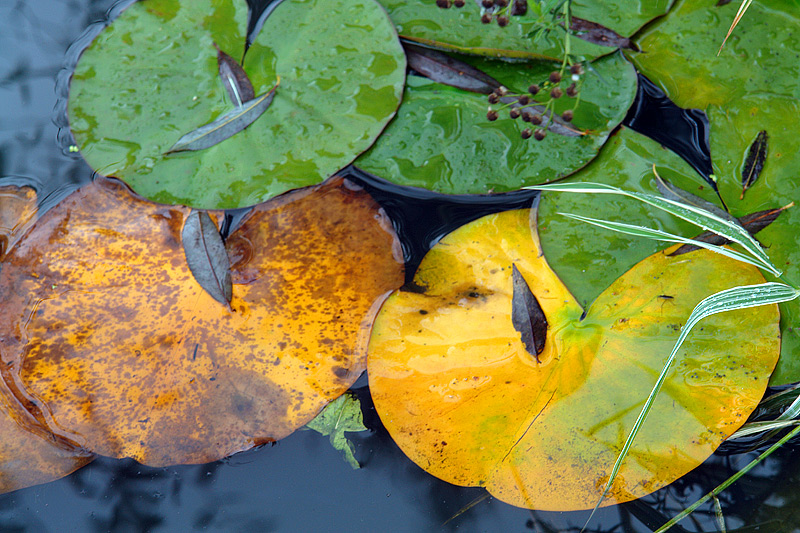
[368,207,779,510]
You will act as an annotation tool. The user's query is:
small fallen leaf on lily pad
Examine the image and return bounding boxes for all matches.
[0,175,403,466]
[306,392,368,469]
[368,207,779,510]
[182,210,233,306]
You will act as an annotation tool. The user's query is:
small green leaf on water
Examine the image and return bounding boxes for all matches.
[306,392,368,469]
[167,80,279,154]
[182,210,232,306]
[741,130,768,200]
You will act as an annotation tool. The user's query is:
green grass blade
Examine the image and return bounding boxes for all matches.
[656,423,800,532]
[729,419,800,439]
[585,283,800,529]
[528,182,781,276]
[559,213,770,271]
[718,0,754,55]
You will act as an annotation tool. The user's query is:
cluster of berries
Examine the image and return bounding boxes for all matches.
[486,64,583,141]
[435,0,527,27]
[435,0,466,8]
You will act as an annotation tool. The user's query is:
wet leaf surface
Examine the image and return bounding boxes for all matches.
[0,185,37,260]
[182,210,233,306]
[0,176,403,466]
[368,207,779,511]
[629,0,800,384]
[216,43,255,105]
[669,204,791,257]
[537,127,800,385]
[655,172,734,224]
[403,42,501,94]
[741,130,768,199]
[68,0,406,209]
[166,83,278,153]
[378,0,673,61]
[570,17,638,50]
[356,52,636,194]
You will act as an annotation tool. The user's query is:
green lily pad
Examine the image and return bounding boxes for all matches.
[628,0,800,384]
[537,127,798,385]
[355,52,637,194]
[68,0,406,209]
[377,0,674,61]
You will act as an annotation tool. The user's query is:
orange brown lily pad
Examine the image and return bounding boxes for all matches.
[0,175,403,466]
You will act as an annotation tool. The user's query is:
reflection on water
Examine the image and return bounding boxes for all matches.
[2,0,800,531]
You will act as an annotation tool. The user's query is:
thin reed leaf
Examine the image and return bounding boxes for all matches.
[559,213,769,271]
[656,423,800,532]
[730,419,800,439]
[585,282,800,529]
[718,0,754,55]
[529,181,781,276]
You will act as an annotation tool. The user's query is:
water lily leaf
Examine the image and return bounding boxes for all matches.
[378,0,674,61]
[306,392,368,469]
[534,127,800,385]
[368,207,779,511]
[68,0,406,209]
[404,42,500,94]
[0,185,37,260]
[166,83,278,154]
[0,175,403,466]
[356,52,636,194]
[182,210,232,306]
[216,43,255,105]
[741,130,768,200]
[629,0,800,384]
[510,263,547,360]
[669,204,791,257]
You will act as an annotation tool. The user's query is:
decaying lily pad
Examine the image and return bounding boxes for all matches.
[356,52,637,193]
[368,206,779,510]
[0,176,403,466]
[629,0,800,383]
[68,0,406,209]
[0,185,37,260]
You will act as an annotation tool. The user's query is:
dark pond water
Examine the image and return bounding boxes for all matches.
[3,1,800,531]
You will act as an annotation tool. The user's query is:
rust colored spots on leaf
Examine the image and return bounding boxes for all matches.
[0,185,37,260]
[0,175,403,466]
